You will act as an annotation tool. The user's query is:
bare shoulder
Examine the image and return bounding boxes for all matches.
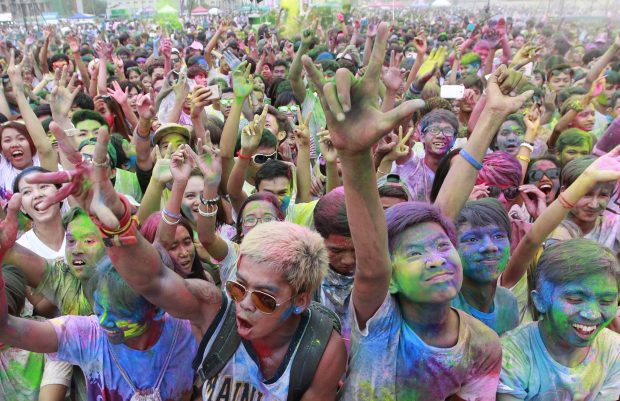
[301,331,347,401]
[184,278,223,331]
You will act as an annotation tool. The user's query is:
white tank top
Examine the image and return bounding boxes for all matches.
[201,298,307,401]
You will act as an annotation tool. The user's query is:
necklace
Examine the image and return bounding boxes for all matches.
[108,319,180,401]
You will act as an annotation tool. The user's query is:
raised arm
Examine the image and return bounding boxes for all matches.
[26,124,222,331]
[289,21,317,102]
[435,67,534,221]
[0,194,58,354]
[220,62,253,194]
[133,92,156,171]
[318,130,341,194]
[95,42,112,96]
[585,33,619,90]
[294,111,312,203]
[7,50,56,171]
[303,23,424,328]
[501,146,620,288]
[67,34,90,90]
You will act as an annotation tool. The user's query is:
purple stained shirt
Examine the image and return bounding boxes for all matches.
[48,314,196,401]
[390,154,435,203]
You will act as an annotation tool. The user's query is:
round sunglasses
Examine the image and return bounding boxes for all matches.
[226,280,292,314]
[252,151,277,165]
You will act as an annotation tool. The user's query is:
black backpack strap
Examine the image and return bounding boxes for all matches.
[287,302,341,401]
[192,295,241,394]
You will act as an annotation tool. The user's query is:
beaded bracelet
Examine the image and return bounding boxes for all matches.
[198,204,218,217]
[200,194,221,206]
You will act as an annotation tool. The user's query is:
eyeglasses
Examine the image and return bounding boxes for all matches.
[225,280,292,314]
[241,213,277,227]
[527,168,560,182]
[220,99,234,106]
[488,186,520,200]
[252,151,277,164]
[171,57,180,63]
[423,126,455,138]
[277,105,299,113]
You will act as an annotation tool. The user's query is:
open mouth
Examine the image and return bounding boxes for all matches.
[572,323,598,337]
[32,200,46,212]
[72,259,86,270]
[236,315,253,337]
[539,183,553,195]
[11,150,24,160]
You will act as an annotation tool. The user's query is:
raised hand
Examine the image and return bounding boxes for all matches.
[232,61,253,101]
[519,184,547,219]
[294,109,312,149]
[524,106,541,140]
[318,130,338,163]
[107,80,128,106]
[284,41,295,58]
[172,73,190,98]
[170,144,193,183]
[94,41,113,60]
[67,34,80,53]
[160,38,172,59]
[302,20,319,47]
[7,49,24,89]
[0,193,21,255]
[111,55,125,72]
[190,86,213,119]
[417,46,447,78]
[189,139,221,187]
[484,65,534,115]
[582,144,620,183]
[413,32,427,55]
[136,92,155,120]
[26,123,123,228]
[303,22,424,155]
[383,126,412,162]
[382,50,404,92]
[50,66,80,127]
[240,106,268,153]
[510,44,541,68]
[152,145,173,184]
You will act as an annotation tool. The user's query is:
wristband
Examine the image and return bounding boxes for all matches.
[200,194,221,206]
[91,194,139,247]
[516,155,531,163]
[237,150,252,160]
[458,149,483,171]
[162,208,182,220]
[198,204,218,217]
[519,142,534,152]
[161,213,180,225]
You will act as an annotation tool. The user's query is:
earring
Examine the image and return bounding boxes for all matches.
[294,306,303,314]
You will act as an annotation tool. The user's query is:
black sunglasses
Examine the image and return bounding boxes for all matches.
[527,168,560,182]
[252,151,277,165]
[488,186,520,200]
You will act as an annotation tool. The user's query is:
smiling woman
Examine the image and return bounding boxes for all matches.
[0,122,40,207]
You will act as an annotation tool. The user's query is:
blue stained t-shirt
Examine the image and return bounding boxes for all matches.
[48,314,197,401]
[451,286,520,336]
[498,321,620,400]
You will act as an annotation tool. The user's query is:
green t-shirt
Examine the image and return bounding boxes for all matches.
[0,344,44,401]
[33,260,92,316]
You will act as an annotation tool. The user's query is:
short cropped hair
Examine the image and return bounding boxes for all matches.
[556,128,593,155]
[385,202,457,255]
[534,238,619,301]
[313,187,350,239]
[476,151,522,187]
[255,160,292,189]
[560,155,598,188]
[71,109,108,128]
[61,206,92,230]
[239,221,328,295]
[456,198,512,242]
[420,109,459,135]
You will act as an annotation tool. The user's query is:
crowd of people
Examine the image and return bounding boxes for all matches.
[0,6,619,401]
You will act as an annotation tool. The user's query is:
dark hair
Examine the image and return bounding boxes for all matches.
[265,105,292,134]
[147,60,165,77]
[255,160,292,189]
[583,49,603,65]
[273,59,289,70]
[526,155,561,185]
[233,192,284,243]
[456,198,512,242]
[187,65,208,79]
[72,92,95,110]
[274,91,300,108]
[0,122,36,156]
[234,129,277,154]
[71,109,107,128]
[313,187,350,239]
[534,238,619,302]
[12,166,60,194]
[33,104,52,118]
[204,116,224,146]
[430,148,462,202]
[385,202,457,254]
[560,155,600,188]
[378,185,409,202]
[109,133,129,168]
[556,128,593,155]
[462,74,484,93]
[139,212,208,281]
[48,54,70,71]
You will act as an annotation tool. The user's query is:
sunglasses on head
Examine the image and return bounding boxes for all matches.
[252,151,277,164]
[488,186,520,200]
[226,280,292,314]
[527,167,560,182]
